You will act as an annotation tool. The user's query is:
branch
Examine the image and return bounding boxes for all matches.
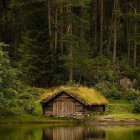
[129,2,137,13]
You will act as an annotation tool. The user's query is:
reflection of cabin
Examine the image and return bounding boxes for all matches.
[40,86,107,117]
[42,127,106,140]
[42,127,84,140]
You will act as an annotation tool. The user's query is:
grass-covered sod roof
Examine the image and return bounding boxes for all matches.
[40,86,108,106]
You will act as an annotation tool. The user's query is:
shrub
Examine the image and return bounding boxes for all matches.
[95,81,122,99]
[126,90,140,102]
[3,88,18,99]
[19,94,33,99]
[0,92,5,103]
[133,101,140,114]
[21,87,44,99]
[32,103,42,116]
[24,103,35,114]
[20,99,35,114]
[0,46,17,91]
[0,106,24,116]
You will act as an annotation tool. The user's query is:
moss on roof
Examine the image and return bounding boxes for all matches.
[40,86,108,105]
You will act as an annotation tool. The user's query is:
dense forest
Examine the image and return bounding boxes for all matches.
[0,0,140,116]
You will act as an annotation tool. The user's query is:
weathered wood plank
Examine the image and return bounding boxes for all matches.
[43,92,105,116]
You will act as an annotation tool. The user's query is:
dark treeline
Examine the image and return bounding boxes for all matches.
[0,0,140,87]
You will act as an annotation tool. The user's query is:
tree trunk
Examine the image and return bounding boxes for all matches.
[127,20,131,64]
[129,1,137,68]
[69,12,73,82]
[54,8,58,50]
[91,0,98,49]
[60,7,64,55]
[68,6,73,81]
[99,0,104,55]
[47,0,52,49]
[107,18,113,56]
[113,16,117,63]
[112,0,120,63]
[133,22,137,68]
[126,0,131,64]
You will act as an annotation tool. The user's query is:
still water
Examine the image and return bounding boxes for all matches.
[0,124,140,140]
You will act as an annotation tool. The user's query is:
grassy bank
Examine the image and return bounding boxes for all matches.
[88,100,140,124]
[0,114,77,124]
[0,100,140,124]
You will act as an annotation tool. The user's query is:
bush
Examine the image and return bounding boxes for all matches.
[21,87,44,99]
[21,100,35,114]
[0,106,24,116]
[0,46,17,91]
[95,81,122,99]
[133,101,140,114]
[0,92,5,103]
[3,88,18,99]
[126,90,140,102]
[32,103,42,116]
[24,103,35,114]
[19,94,33,99]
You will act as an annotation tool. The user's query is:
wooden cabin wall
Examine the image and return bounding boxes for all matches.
[86,105,105,114]
[43,101,53,116]
[75,102,85,116]
[43,92,85,116]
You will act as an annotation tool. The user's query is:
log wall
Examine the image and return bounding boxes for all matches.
[43,92,85,117]
[42,92,105,117]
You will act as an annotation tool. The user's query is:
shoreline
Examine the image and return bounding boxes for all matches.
[86,120,140,126]
[0,116,140,125]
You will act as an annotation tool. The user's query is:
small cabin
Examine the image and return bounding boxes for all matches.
[40,86,108,117]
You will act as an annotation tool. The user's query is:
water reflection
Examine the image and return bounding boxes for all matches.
[0,125,140,140]
[42,127,105,140]
[85,128,105,140]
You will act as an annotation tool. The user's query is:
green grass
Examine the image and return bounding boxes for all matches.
[105,99,134,114]
[0,114,77,124]
[88,99,140,121]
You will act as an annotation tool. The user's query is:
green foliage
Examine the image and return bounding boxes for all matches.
[3,88,18,99]
[0,106,24,116]
[135,71,140,90]
[133,101,140,114]
[126,90,140,102]
[20,87,44,99]
[117,59,137,79]
[95,81,122,99]
[32,103,42,116]
[16,87,44,114]
[18,7,64,87]
[0,45,45,116]
[66,81,79,87]
[0,45,20,111]
[23,100,35,114]
[0,46,17,92]
[106,100,133,114]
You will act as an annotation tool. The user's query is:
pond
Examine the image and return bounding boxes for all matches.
[0,124,140,140]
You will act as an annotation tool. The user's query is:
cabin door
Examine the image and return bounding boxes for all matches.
[53,101,75,116]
